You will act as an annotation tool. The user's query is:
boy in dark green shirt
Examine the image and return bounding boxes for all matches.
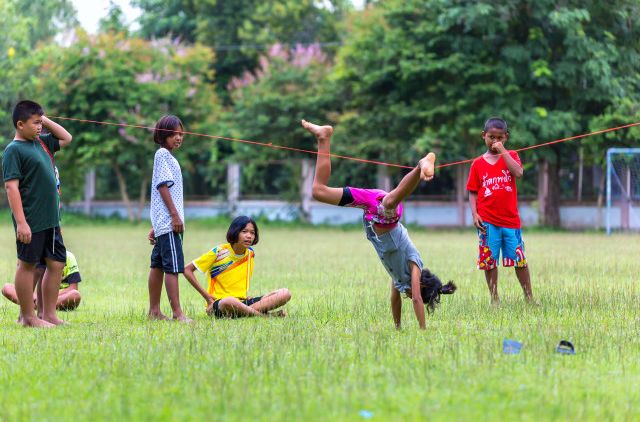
[2,100,73,328]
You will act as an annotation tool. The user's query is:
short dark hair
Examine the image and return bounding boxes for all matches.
[420,268,457,313]
[12,100,44,128]
[226,216,259,245]
[483,117,508,133]
[153,115,184,146]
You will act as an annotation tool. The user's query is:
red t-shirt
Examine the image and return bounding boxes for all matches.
[466,151,522,229]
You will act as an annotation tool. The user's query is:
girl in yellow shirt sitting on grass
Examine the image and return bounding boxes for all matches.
[183,216,291,318]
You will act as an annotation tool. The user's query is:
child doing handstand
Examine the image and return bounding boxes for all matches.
[302,120,456,329]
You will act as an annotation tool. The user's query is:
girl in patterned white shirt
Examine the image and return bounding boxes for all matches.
[147,115,191,322]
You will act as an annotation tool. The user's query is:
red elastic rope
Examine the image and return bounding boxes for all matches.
[49,115,640,170]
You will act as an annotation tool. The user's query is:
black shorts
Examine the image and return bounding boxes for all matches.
[212,296,263,318]
[338,187,354,206]
[150,231,184,274]
[16,226,66,265]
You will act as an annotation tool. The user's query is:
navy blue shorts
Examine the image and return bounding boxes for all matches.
[212,296,263,318]
[150,231,184,274]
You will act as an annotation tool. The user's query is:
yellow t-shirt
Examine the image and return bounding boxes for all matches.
[60,251,81,289]
[192,243,254,300]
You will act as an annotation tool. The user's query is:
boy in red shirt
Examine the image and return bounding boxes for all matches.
[466,118,533,305]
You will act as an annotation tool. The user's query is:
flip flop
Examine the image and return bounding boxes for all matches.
[503,339,523,354]
[556,340,576,355]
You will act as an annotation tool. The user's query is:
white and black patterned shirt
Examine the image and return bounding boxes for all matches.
[150,148,184,237]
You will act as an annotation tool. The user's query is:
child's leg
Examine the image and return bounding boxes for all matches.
[484,268,499,305]
[381,153,436,210]
[148,267,168,320]
[15,260,54,327]
[515,267,533,302]
[35,267,45,318]
[301,120,343,205]
[164,273,191,322]
[1,283,20,304]
[216,297,265,317]
[250,288,291,314]
[41,258,65,325]
[57,290,82,311]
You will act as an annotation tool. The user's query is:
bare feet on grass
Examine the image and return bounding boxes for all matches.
[419,152,436,181]
[173,314,193,323]
[42,315,66,326]
[148,312,170,321]
[301,120,333,140]
[20,315,55,328]
[268,309,288,318]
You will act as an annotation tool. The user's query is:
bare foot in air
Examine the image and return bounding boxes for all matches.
[148,312,170,321]
[419,152,436,181]
[301,120,333,140]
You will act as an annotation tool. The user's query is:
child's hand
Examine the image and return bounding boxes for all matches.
[171,214,184,233]
[215,248,230,262]
[16,222,32,244]
[148,228,156,245]
[492,141,506,153]
[473,214,486,233]
[205,296,216,315]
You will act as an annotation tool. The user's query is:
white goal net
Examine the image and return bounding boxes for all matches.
[606,148,640,234]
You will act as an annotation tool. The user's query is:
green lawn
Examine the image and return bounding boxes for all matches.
[0,222,639,421]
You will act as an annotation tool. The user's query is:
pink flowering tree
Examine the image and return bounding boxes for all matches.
[35,30,221,220]
[225,43,335,198]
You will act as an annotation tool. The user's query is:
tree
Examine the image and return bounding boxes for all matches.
[225,43,335,202]
[134,0,349,100]
[333,0,640,226]
[0,0,77,139]
[33,30,221,220]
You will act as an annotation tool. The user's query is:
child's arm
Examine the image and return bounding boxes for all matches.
[183,262,214,305]
[409,262,426,330]
[4,180,31,244]
[158,184,183,233]
[468,191,485,233]
[42,116,72,148]
[390,282,402,329]
[493,142,523,178]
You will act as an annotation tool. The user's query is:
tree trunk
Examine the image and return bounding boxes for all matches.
[136,174,149,221]
[227,162,240,217]
[299,159,314,223]
[542,157,560,227]
[83,168,96,216]
[376,165,392,193]
[456,165,469,226]
[112,162,134,221]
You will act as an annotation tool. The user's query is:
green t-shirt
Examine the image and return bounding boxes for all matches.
[2,133,60,232]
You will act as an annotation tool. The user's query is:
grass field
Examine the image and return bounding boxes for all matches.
[0,221,639,421]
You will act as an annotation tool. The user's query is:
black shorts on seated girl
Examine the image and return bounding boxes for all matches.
[211,296,263,318]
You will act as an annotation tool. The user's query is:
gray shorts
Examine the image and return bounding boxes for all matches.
[363,219,423,293]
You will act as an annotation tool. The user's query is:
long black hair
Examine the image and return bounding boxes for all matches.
[419,268,457,313]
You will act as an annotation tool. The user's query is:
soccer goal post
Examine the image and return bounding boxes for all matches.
[606,148,640,234]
